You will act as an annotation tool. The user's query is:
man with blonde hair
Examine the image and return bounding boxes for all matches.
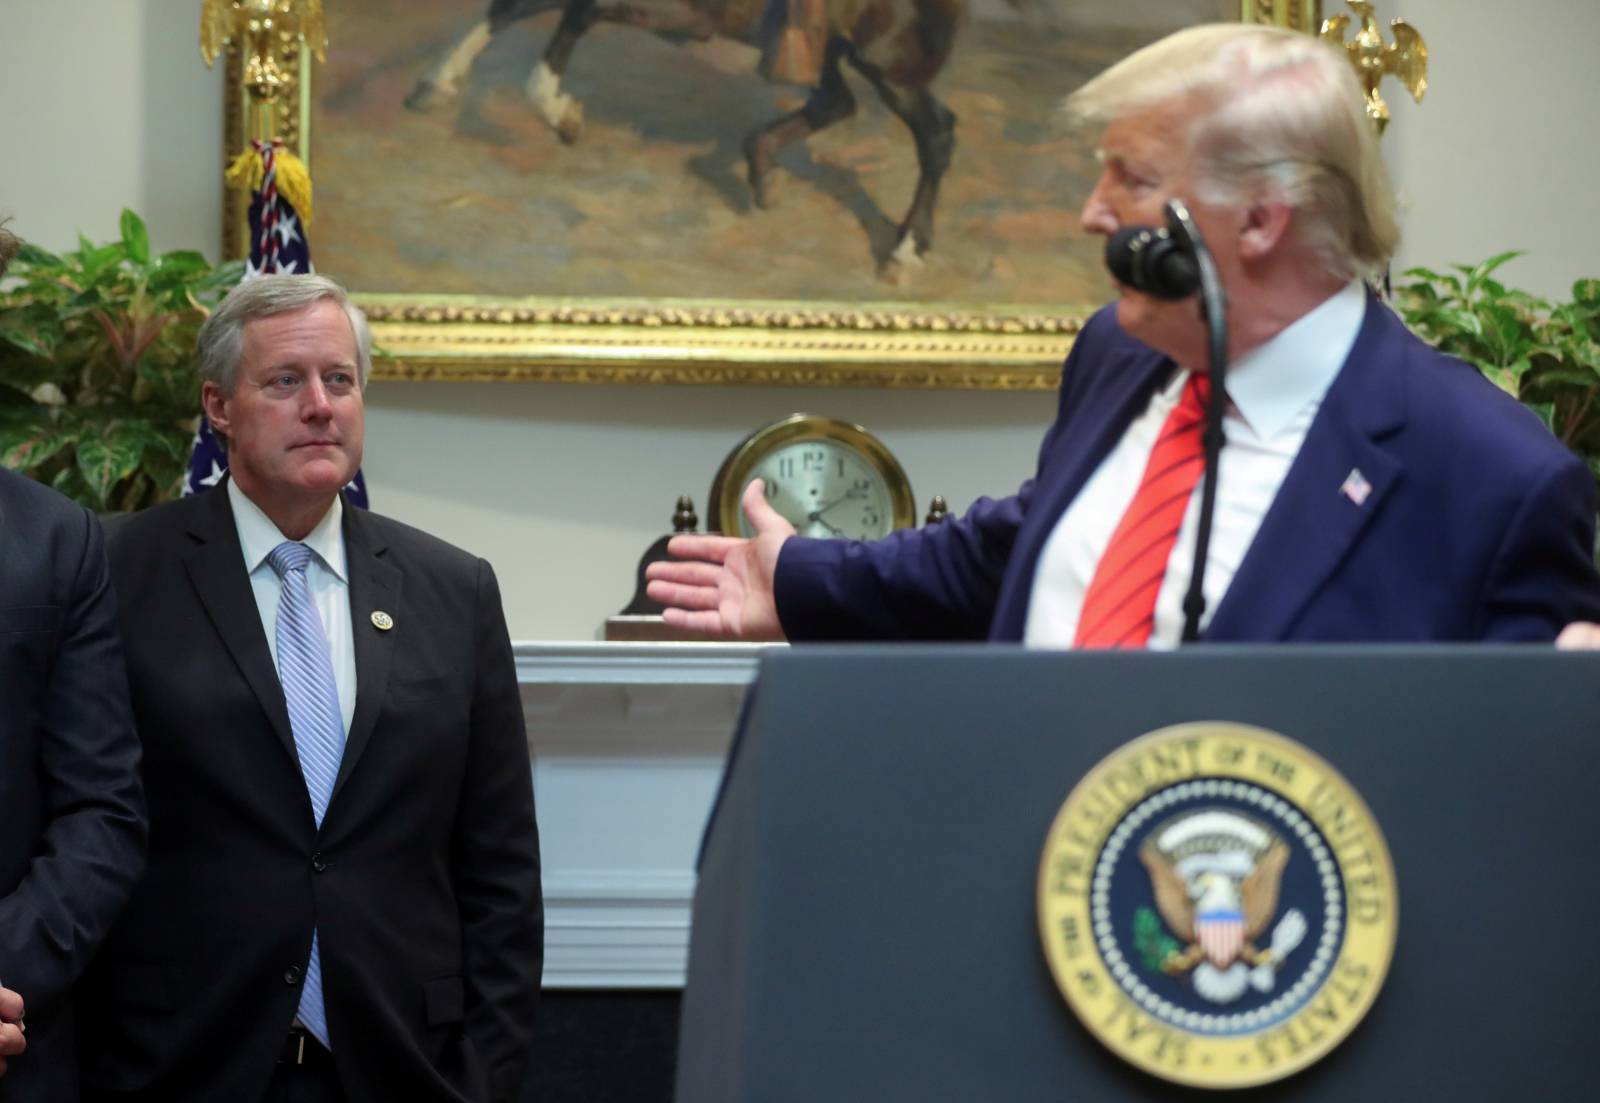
[648,23,1600,644]
[77,274,542,1102]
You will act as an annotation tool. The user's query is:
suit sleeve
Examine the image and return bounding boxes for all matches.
[1474,451,1600,640]
[770,321,1107,642]
[0,509,146,1011]
[773,485,1035,641]
[452,558,541,1102]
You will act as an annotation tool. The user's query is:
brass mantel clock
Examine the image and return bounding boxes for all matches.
[707,415,916,540]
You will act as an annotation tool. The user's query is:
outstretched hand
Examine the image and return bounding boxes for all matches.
[0,986,25,1078]
[646,479,794,640]
[1557,622,1600,648]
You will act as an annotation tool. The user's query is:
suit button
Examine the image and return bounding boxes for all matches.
[284,965,303,985]
[311,853,328,873]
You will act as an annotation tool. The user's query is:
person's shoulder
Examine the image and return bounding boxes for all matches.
[104,493,207,552]
[1385,311,1573,472]
[1062,301,1165,389]
[352,507,485,574]
[0,466,91,527]
[1075,301,1142,354]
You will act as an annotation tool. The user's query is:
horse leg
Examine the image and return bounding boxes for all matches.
[527,2,718,145]
[407,22,495,110]
[407,0,554,112]
[526,0,601,143]
[850,70,956,284]
[743,39,856,210]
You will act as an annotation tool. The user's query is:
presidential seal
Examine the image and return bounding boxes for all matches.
[1036,723,1397,1089]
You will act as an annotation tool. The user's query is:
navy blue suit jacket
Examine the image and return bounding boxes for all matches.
[0,469,145,1103]
[775,297,1600,642]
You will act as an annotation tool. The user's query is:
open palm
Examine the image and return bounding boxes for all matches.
[646,479,794,640]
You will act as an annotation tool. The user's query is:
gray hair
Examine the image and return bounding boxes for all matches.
[1065,23,1399,283]
[196,273,372,393]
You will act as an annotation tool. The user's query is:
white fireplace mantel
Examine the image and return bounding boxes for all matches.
[517,641,769,988]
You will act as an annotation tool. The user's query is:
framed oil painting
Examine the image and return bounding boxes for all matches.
[222,1,1323,387]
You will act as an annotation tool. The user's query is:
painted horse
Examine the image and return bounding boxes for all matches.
[405,0,969,282]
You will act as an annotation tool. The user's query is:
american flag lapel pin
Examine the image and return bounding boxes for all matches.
[1339,468,1372,506]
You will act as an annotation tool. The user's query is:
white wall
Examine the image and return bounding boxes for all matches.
[363,382,1050,639]
[1384,0,1600,300]
[0,0,224,261]
[4,0,1596,638]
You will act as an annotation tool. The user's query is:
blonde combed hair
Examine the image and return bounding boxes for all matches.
[1066,23,1398,282]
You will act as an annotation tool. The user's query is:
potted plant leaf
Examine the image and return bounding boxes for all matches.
[1394,252,1600,499]
[0,210,244,510]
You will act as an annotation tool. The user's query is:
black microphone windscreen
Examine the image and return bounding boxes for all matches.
[1103,225,1199,300]
[1105,227,1155,289]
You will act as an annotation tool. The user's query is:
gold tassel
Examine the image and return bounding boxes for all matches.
[223,146,314,228]
[273,152,313,228]
[225,148,264,193]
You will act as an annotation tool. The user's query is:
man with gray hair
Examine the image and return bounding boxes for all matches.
[647,22,1600,644]
[77,274,542,1102]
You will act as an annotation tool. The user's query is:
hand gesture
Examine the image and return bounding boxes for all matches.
[646,479,794,640]
[1557,622,1600,648]
[0,986,25,1078]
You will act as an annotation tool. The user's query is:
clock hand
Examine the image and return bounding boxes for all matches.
[807,488,865,520]
[811,516,846,537]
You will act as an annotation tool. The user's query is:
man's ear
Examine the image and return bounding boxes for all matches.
[200,380,231,439]
[1238,199,1294,261]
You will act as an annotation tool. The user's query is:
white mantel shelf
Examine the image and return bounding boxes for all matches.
[514,640,770,685]
[513,641,769,988]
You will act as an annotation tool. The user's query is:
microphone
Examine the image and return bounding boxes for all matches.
[1105,226,1200,300]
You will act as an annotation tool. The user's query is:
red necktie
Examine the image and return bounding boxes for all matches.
[1073,372,1211,649]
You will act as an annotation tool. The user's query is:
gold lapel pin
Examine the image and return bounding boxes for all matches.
[371,610,395,631]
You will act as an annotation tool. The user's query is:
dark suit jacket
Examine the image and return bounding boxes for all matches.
[78,486,541,1103]
[775,297,1600,641]
[0,469,145,1103]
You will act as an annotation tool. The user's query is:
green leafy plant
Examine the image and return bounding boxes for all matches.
[0,210,244,509]
[1394,252,1600,495]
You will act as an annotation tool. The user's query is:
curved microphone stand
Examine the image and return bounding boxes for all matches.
[1162,199,1229,644]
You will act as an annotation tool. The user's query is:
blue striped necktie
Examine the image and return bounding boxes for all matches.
[266,540,345,1050]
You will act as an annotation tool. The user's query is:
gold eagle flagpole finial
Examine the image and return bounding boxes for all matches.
[1319,1,1428,135]
[200,0,326,145]
[200,1,325,234]
[200,1,326,81]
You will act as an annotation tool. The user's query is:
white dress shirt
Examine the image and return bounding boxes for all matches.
[1024,280,1367,649]
[228,479,357,734]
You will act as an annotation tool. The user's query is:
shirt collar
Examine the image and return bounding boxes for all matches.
[1218,279,1367,440]
[227,478,348,583]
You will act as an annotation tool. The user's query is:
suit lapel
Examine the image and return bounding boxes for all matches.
[992,350,1172,639]
[333,504,400,803]
[182,484,298,761]
[1206,296,1408,640]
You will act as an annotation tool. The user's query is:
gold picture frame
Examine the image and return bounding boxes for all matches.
[222,2,1321,390]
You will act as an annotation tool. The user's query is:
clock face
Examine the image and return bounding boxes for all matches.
[709,414,915,539]
[739,438,895,540]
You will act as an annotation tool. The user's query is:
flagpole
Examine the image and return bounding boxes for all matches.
[188,2,368,506]
[201,1,328,231]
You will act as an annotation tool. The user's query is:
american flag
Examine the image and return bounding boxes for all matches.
[185,139,368,507]
[1339,467,1372,507]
